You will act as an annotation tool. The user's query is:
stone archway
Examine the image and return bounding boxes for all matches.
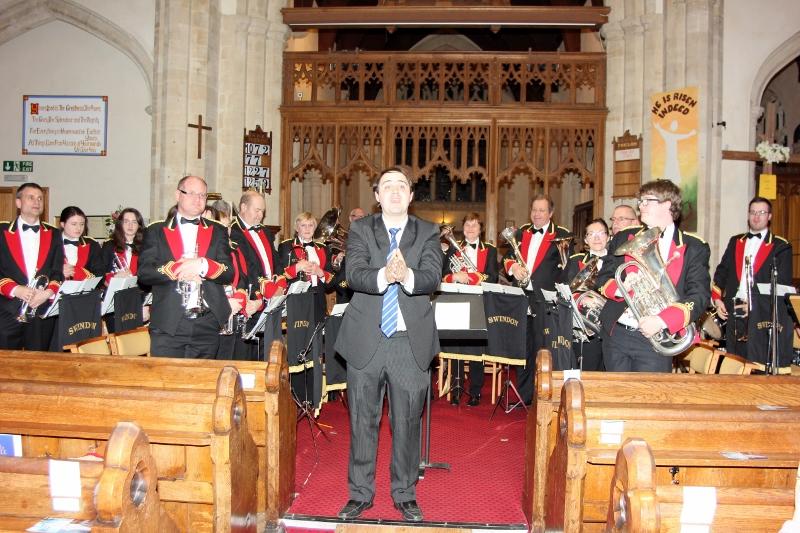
[0,0,153,94]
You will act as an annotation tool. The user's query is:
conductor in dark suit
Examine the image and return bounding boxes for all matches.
[335,166,443,523]
[596,179,710,372]
[711,197,794,365]
[138,175,234,358]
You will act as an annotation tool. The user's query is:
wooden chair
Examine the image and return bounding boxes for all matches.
[711,350,760,375]
[64,335,112,355]
[108,326,150,356]
[678,341,716,373]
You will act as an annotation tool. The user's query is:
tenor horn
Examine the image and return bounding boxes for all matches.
[501,227,530,288]
[568,255,606,336]
[440,224,477,274]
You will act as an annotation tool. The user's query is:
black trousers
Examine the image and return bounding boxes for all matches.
[150,313,220,358]
[442,340,486,398]
[601,325,672,372]
[0,308,56,351]
[346,332,429,503]
[516,305,546,405]
[573,335,604,371]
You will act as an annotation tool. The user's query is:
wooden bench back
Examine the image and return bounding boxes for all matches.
[608,438,798,533]
[0,422,177,532]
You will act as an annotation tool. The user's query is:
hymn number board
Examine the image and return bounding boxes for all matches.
[243,126,272,193]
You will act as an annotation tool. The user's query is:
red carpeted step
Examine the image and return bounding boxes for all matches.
[289,378,528,526]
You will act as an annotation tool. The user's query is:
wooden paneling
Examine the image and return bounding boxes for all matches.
[0,186,49,224]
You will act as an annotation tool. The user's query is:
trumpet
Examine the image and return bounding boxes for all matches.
[733,255,753,342]
[440,224,477,274]
[220,285,248,336]
[17,275,50,323]
[501,227,530,288]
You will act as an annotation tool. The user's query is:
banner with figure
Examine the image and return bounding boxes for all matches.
[650,86,699,230]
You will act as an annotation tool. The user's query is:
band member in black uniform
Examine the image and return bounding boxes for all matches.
[503,194,572,403]
[711,196,794,365]
[596,179,710,372]
[101,207,145,332]
[441,212,498,406]
[566,218,610,371]
[228,190,286,359]
[331,207,367,304]
[0,182,64,350]
[138,175,234,358]
[59,206,104,281]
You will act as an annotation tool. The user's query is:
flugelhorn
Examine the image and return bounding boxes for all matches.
[613,227,695,356]
[17,275,50,323]
[501,227,530,288]
[440,224,477,274]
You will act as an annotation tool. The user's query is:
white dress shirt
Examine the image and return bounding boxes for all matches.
[63,236,78,267]
[736,229,764,300]
[18,217,40,281]
[242,220,272,277]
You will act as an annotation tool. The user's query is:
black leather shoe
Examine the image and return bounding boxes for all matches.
[338,499,373,520]
[394,500,423,522]
[467,395,480,407]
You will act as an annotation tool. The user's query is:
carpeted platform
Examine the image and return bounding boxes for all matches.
[287,377,529,528]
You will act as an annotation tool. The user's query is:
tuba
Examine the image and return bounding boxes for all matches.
[315,207,348,255]
[501,227,530,288]
[569,255,606,336]
[440,224,477,274]
[613,227,696,356]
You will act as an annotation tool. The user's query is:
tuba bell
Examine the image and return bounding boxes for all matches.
[613,227,696,356]
[552,236,574,270]
[315,207,348,255]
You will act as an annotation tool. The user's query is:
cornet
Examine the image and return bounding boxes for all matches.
[440,224,478,274]
[175,245,206,319]
[501,227,530,288]
[17,275,50,323]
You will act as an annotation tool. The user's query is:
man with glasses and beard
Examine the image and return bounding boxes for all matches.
[595,179,709,372]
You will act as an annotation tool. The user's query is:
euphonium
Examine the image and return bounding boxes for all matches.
[501,227,530,288]
[439,224,477,274]
[17,275,50,323]
[613,227,696,356]
[569,255,606,336]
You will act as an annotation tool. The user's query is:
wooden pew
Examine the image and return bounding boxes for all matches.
[545,378,800,532]
[0,421,177,532]
[0,340,296,525]
[607,438,798,532]
[523,349,800,532]
[0,365,258,532]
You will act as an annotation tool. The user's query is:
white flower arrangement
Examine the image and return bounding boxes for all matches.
[755,141,790,164]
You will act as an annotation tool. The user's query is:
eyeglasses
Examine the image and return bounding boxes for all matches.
[586,231,608,238]
[609,217,636,224]
[178,189,208,201]
[748,210,769,216]
[637,197,664,207]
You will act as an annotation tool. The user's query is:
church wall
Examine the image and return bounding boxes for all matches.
[719,0,800,244]
[0,20,152,224]
[72,0,155,59]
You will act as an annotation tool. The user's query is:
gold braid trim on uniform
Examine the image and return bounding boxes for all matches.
[157,261,178,280]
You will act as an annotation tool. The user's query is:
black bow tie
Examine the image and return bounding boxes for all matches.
[63,239,79,246]
[125,243,133,249]
[180,217,200,225]
[22,224,39,233]
[249,225,263,232]
[532,227,544,235]
[746,232,761,240]
[467,242,477,249]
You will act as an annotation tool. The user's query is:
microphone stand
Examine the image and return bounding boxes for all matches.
[767,258,779,375]
[294,314,330,453]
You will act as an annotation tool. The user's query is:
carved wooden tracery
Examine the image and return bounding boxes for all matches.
[281,51,607,239]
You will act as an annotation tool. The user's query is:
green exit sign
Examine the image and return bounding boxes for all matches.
[2,161,33,172]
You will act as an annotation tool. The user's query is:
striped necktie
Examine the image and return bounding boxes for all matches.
[380,227,401,337]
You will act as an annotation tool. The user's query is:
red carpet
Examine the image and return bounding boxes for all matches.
[287,378,529,528]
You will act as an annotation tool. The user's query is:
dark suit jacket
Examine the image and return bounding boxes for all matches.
[64,237,104,281]
[442,240,498,284]
[565,251,605,290]
[335,214,443,371]
[596,225,710,335]
[712,230,793,310]
[501,221,572,298]
[0,220,64,316]
[138,217,233,334]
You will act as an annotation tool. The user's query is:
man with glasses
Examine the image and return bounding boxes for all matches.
[595,179,710,372]
[139,175,234,358]
[609,204,639,235]
[566,218,611,370]
[711,197,793,365]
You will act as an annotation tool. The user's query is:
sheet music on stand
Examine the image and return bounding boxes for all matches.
[42,277,102,318]
[756,283,797,297]
[481,282,525,296]
[330,302,348,317]
[101,276,139,315]
[555,283,591,342]
[287,280,311,295]
[242,295,287,340]
[438,282,483,295]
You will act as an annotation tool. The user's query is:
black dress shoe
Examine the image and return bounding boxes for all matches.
[338,499,373,520]
[394,500,423,522]
[467,395,480,407]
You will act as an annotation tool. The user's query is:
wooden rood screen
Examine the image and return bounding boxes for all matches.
[280,51,607,241]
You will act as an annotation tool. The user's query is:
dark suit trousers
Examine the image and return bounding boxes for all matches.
[346,331,428,503]
[601,325,672,372]
[516,303,546,405]
[574,336,604,371]
[150,314,220,358]
[0,308,56,351]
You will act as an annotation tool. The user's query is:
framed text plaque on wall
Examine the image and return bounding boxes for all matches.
[22,95,108,156]
[243,126,272,193]
[612,130,641,199]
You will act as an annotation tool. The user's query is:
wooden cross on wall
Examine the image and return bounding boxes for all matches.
[722,101,799,172]
[188,114,212,159]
